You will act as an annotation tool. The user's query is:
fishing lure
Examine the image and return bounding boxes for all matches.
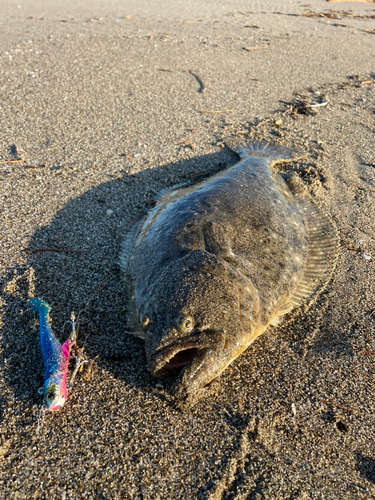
[30,298,75,411]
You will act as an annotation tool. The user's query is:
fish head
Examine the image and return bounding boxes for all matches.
[43,376,67,411]
[141,250,257,405]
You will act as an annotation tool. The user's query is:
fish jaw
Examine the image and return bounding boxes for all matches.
[174,343,241,405]
[151,328,224,374]
[150,329,246,405]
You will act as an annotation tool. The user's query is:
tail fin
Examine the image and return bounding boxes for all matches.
[29,297,51,315]
[232,141,298,161]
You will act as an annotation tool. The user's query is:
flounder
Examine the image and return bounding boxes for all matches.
[120,142,337,405]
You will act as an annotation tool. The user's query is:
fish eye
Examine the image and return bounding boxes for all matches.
[179,315,194,333]
[46,387,55,400]
[141,315,150,330]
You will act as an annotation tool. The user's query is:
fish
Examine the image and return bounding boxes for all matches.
[120,142,337,405]
[30,298,73,411]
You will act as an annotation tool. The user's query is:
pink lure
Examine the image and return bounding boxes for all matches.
[30,298,74,411]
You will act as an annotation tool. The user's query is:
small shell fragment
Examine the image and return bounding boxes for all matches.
[361,253,371,260]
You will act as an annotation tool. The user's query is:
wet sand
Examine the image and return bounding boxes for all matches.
[1,1,375,498]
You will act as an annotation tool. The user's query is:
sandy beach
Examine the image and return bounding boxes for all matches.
[1,0,375,498]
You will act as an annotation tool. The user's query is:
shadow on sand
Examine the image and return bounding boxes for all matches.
[1,148,239,412]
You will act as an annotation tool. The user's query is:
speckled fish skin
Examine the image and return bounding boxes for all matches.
[29,298,72,411]
[121,142,336,405]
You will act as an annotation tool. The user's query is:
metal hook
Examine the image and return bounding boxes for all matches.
[69,355,88,388]
[62,311,78,341]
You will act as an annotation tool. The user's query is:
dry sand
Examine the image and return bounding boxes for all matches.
[1,1,375,498]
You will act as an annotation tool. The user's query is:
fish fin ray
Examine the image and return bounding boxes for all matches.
[228,141,301,162]
[269,315,284,327]
[119,218,144,273]
[285,175,338,308]
[269,299,294,326]
[155,182,191,202]
[119,217,145,334]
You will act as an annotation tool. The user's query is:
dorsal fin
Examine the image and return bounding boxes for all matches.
[119,217,147,339]
[230,141,299,161]
[284,175,338,309]
[119,218,145,273]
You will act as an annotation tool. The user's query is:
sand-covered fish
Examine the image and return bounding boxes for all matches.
[30,298,74,411]
[120,142,337,405]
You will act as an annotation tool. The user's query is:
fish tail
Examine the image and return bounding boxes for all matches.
[232,141,299,162]
[29,297,51,316]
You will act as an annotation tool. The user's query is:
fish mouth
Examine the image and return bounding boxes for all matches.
[150,330,226,404]
[152,339,207,376]
[164,348,202,370]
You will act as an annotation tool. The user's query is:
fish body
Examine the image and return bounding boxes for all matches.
[120,142,337,404]
[30,298,72,411]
